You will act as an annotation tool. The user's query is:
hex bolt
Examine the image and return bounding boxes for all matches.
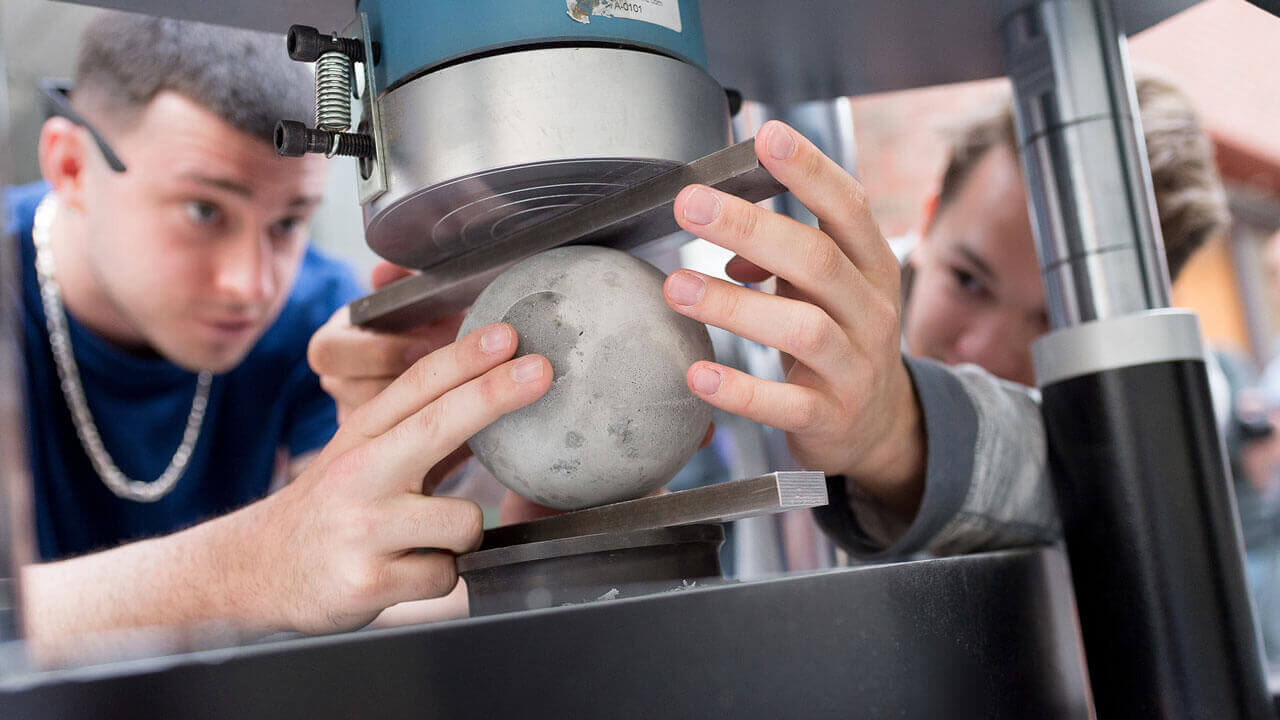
[274,120,374,159]
[287,24,366,64]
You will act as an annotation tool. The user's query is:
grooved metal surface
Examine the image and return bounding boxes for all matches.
[348,139,786,331]
[362,46,731,270]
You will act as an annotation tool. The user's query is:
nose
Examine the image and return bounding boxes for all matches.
[213,231,276,306]
[952,316,1036,386]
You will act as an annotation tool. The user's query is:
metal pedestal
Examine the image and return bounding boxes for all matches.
[458,472,827,615]
[460,524,725,616]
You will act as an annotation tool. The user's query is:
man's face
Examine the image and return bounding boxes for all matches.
[72,91,329,373]
[903,144,1048,387]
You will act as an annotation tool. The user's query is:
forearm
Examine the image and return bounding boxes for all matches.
[848,360,927,519]
[920,362,1058,555]
[816,357,1059,559]
[819,356,948,538]
[21,495,283,664]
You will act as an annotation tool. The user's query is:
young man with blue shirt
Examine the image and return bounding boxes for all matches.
[10,14,554,663]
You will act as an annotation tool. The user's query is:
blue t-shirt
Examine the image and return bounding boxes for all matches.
[5,182,364,561]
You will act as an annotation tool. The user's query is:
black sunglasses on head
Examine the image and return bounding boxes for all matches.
[38,79,127,173]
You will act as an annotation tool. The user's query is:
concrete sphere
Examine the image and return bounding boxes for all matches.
[459,245,714,510]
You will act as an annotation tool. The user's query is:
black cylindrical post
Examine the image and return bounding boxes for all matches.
[1002,1,1272,716]
[1035,314,1271,718]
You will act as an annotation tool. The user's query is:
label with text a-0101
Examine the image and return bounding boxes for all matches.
[566,0,683,33]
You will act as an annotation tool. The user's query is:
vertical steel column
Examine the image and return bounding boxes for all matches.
[1001,0,1272,717]
[1002,0,1168,327]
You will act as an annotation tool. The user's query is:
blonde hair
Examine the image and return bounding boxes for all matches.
[936,72,1230,279]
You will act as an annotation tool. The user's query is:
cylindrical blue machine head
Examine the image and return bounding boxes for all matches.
[355,0,731,270]
[362,0,709,93]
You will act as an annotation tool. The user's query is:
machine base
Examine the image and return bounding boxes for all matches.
[0,549,1095,719]
[459,472,824,615]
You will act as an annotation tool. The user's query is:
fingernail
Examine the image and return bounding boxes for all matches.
[692,366,722,395]
[510,355,544,383]
[404,340,434,363]
[666,271,706,306]
[767,123,796,160]
[480,325,510,355]
[682,188,721,226]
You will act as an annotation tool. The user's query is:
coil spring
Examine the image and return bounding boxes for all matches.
[315,50,352,132]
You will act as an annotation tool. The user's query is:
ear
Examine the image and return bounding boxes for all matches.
[919,191,941,239]
[37,117,92,213]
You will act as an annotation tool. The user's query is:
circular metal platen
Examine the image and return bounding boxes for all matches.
[459,524,725,617]
[373,159,676,268]
[364,47,732,270]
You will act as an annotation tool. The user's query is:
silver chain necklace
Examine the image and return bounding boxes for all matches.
[31,195,212,503]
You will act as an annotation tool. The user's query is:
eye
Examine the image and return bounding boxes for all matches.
[950,267,986,296]
[184,200,223,227]
[268,216,306,241]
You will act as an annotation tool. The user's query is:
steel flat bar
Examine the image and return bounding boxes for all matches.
[479,471,826,549]
[348,139,786,331]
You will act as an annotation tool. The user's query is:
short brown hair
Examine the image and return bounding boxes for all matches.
[72,12,314,145]
[936,72,1230,279]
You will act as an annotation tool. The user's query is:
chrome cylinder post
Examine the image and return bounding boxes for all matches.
[1003,0,1170,328]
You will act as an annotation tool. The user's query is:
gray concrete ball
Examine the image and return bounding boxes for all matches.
[458,245,714,510]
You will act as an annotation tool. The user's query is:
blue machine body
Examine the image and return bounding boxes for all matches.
[361,0,708,92]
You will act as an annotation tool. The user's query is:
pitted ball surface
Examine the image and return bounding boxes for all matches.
[459,245,714,510]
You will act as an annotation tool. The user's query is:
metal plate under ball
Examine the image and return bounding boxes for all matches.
[458,524,725,617]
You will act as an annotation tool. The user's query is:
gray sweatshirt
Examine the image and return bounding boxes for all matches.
[813,356,1061,558]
